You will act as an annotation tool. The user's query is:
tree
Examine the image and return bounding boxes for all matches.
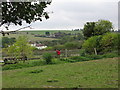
[53,45,65,50]
[94,20,113,35]
[82,33,119,55]
[1,1,52,28]
[7,36,34,62]
[82,35,102,55]
[2,37,16,48]
[45,31,50,36]
[100,33,119,53]
[83,22,95,39]
[77,33,84,40]
[64,42,82,50]
[83,20,113,39]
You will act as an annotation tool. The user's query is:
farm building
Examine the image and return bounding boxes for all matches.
[30,43,47,50]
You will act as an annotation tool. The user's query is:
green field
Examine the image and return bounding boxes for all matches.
[3,30,82,42]
[5,32,59,42]
[2,57,118,88]
[22,30,82,35]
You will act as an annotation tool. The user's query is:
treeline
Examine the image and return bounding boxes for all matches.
[44,19,119,56]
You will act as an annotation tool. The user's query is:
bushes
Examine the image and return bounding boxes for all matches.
[60,56,90,63]
[70,56,90,62]
[82,35,102,55]
[2,60,45,70]
[62,53,118,63]
[101,53,119,58]
[85,55,103,60]
[43,53,53,64]
[82,33,119,55]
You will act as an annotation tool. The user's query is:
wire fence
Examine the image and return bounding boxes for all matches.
[34,49,81,58]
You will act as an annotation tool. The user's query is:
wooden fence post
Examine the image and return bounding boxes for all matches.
[65,49,68,58]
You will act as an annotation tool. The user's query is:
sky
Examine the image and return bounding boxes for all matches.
[1,0,119,31]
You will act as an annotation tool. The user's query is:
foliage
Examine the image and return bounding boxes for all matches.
[83,20,113,39]
[44,46,53,50]
[82,35,102,54]
[43,53,53,64]
[83,22,95,39]
[45,31,50,36]
[101,53,119,58]
[2,58,68,70]
[77,33,84,40]
[53,45,65,50]
[60,36,76,44]
[2,37,16,48]
[82,33,118,54]
[94,20,113,35]
[2,60,44,70]
[7,36,34,59]
[100,33,119,53]
[79,49,86,56]
[64,42,82,50]
[1,1,51,27]
[69,56,90,62]
[85,55,103,60]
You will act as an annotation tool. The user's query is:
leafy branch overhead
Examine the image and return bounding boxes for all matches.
[1,1,52,27]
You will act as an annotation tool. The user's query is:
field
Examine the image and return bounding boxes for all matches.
[22,30,82,35]
[2,57,118,88]
[6,31,59,42]
[4,30,82,42]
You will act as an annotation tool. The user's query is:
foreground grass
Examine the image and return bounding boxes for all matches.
[2,57,118,88]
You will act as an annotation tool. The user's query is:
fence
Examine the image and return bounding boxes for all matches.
[2,49,81,63]
[34,49,81,58]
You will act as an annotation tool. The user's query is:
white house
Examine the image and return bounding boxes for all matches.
[30,43,47,50]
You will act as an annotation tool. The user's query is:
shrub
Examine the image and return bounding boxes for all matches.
[85,55,103,60]
[100,33,119,53]
[44,47,53,50]
[2,63,29,70]
[82,35,102,55]
[43,53,53,64]
[79,49,86,56]
[102,53,119,58]
[29,60,45,66]
[70,56,90,62]
[2,60,45,70]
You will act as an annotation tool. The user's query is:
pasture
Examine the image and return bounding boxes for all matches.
[22,30,82,35]
[2,57,118,88]
[5,31,59,42]
[4,30,82,42]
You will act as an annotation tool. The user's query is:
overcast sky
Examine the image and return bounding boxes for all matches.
[2,0,119,31]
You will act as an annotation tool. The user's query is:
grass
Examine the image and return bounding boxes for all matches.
[22,30,82,35]
[2,52,119,70]
[5,32,58,42]
[2,58,68,70]
[2,57,118,88]
[4,30,82,42]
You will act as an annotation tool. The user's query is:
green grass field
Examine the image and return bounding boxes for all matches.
[4,30,82,42]
[22,30,82,35]
[2,57,118,88]
[5,32,59,42]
